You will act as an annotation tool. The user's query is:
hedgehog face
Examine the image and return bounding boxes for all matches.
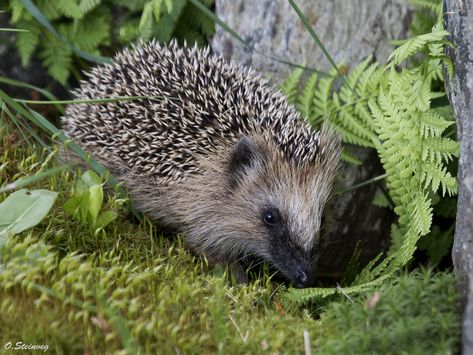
[227,136,337,287]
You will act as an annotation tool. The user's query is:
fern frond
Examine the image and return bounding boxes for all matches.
[422,137,459,158]
[139,2,155,40]
[56,0,83,19]
[420,163,457,195]
[313,74,336,121]
[387,30,449,66]
[334,101,376,147]
[340,149,362,165]
[59,12,110,52]
[35,0,62,20]
[297,73,318,119]
[15,20,40,66]
[79,0,101,14]
[9,0,25,23]
[421,112,454,137]
[409,0,442,17]
[284,274,391,305]
[279,67,303,104]
[39,35,72,84]
[182,0,215,37]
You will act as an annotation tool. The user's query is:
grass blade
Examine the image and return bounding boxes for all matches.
[13,96,161,106]
[0,89,114,184]
[0,28,29,32]
[0,76,64,113]
[2,101,47,148]
[188,0,329,75]
[0,167,66,193]
[0,75,64,113]
[287,0,353,89]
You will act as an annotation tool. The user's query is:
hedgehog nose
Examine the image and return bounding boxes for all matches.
[295,267,312,288]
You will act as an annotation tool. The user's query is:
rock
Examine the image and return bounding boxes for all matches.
[211,0,410,278]
[212,0,410,81]
[444,0,473,352]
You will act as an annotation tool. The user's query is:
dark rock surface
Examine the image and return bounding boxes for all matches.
[0,13,67,100]
[212,0,410,278]
[444,0,473,352]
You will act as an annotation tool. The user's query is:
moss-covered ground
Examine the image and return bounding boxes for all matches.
[0,126,461,354]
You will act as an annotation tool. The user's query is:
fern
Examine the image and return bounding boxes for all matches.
[39,35,73,84]
[9,0,25,23]
[172,0,215,45]
[409,0,442,17]
[59,11,110,52]
[15,19,40,66]
[7,0,215,85]
[297,72,318,119]
[79,0,102,14]
[387,29,450,67]
[56,0,83,19]
[280,20,457,304]
[279,67,303,104]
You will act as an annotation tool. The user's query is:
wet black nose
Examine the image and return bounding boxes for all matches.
[295,267,313,288]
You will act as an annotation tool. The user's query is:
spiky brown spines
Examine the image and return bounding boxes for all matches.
[62,40,327,184]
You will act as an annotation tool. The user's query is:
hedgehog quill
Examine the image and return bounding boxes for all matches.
[62,41,340,287]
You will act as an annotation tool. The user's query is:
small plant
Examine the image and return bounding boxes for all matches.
[63,170,118,234]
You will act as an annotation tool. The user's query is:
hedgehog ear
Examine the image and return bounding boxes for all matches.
[229,136,264,179]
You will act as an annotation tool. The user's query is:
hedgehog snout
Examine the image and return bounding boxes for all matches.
[294,266,313,288]
[268,246,317,288]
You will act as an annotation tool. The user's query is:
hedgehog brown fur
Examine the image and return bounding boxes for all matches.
[62,40,340,287]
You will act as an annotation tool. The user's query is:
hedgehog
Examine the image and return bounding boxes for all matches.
[62,40,340,287]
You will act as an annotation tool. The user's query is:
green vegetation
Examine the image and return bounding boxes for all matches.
[0,135,461,353]
[280,2,457,302]
[0,0,462,352]
[7,0,215,84]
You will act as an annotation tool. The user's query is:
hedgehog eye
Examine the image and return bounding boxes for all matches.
[263,209,279,226]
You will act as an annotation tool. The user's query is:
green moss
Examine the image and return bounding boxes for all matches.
[0,133,462,354]
[316,269,460,354]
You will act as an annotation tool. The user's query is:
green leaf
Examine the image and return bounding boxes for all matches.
[88,185,104,227]
[0,189,57,237]
[279,67,303,103]
[96,210,118,228]
[16,21,40,66]
[0,166,65,193]
[39,35,72,84]
[139,2,155,40]
[56,0,82,19]
[152,0,164,21]
[79,191,91,223]
[21,0,111,64]
[9,0,25,23]
[164,0,174,12]
[387,28,450,66]
[79,0,101,14]
[80,170,102,189]
[340,149,362,165]
[63,195,82,217]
